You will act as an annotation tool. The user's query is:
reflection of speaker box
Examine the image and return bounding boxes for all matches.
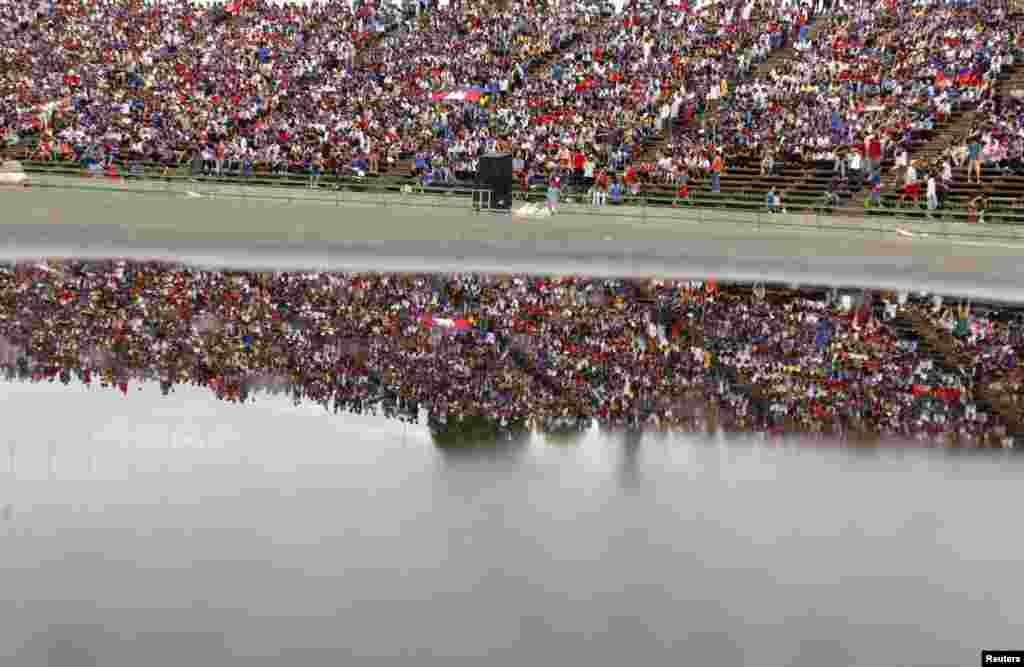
[475,152,513,210]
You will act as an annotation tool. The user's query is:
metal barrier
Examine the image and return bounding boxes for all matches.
[15,162,1024,242]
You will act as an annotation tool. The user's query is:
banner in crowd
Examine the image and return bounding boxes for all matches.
[431,88,484,103]
[420,315,473,330]
[911,385,962,403]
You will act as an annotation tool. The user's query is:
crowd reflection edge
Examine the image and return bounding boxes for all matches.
[2,259,1023,453]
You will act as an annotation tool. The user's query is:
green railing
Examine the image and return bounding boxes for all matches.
[15,161,1024,241]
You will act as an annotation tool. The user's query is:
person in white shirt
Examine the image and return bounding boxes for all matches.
[905,161,918,186]
[848,149,862,181]
[891,147,908,172]
[927,172,938,215]
[657,155,673,182]
[952,138,969,167]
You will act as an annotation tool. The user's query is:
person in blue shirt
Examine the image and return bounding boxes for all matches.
[609,179,623,205]
[309,154,323,188]
[967,134,983,184]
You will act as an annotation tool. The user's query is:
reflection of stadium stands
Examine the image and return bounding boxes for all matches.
[1,260,1021,448]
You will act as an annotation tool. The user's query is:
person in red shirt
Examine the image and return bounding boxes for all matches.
[215,140,226,176]
[865,133,882,180]
[593,169,609,207]
[624,164,637,187]
[573,149,585,188]
[673,169,690,207]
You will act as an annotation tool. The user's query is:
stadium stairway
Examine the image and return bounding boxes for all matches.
[844,107,983,213]
[836,106,975,215]
[899,308,1024,445]
[842,59,1024,214]
[634,16,828,204]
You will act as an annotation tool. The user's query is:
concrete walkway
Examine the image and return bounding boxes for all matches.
[3,175,1024,301]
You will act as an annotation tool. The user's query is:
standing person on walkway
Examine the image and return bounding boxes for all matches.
[310,153,323,188]
[926,170,938,217]
[593,168,608,207]
[546,170,562,215]
[711,151,723,193]
[215,140,227,176]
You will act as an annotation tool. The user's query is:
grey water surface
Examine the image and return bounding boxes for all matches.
[0,381,1021,667]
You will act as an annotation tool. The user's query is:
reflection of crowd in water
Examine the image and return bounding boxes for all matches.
[913,297,1024,427]
[0,259,1020,448]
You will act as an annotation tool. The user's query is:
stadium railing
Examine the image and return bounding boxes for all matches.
[14,162,1024,241]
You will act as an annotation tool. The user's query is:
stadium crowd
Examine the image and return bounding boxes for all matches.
[0,259,1017,447]
[0,0,943,184]
[659,0,1022,205]
[4,0,1024,208]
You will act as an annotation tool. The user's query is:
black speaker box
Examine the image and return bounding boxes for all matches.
[475,152,513,210]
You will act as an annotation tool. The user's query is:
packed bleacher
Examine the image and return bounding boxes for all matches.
[5,0,1024,214]
[0,0,819,201]
[660,0,1023,207]
[0,259,1019,447]
[1,0,395,174]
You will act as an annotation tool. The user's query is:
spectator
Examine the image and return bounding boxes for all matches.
[926,170,939,217]
[546,170,561,215]
[710,151,723,194]
[593,168,609,207]
[968,134,983,184]
[673,170,690,207]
